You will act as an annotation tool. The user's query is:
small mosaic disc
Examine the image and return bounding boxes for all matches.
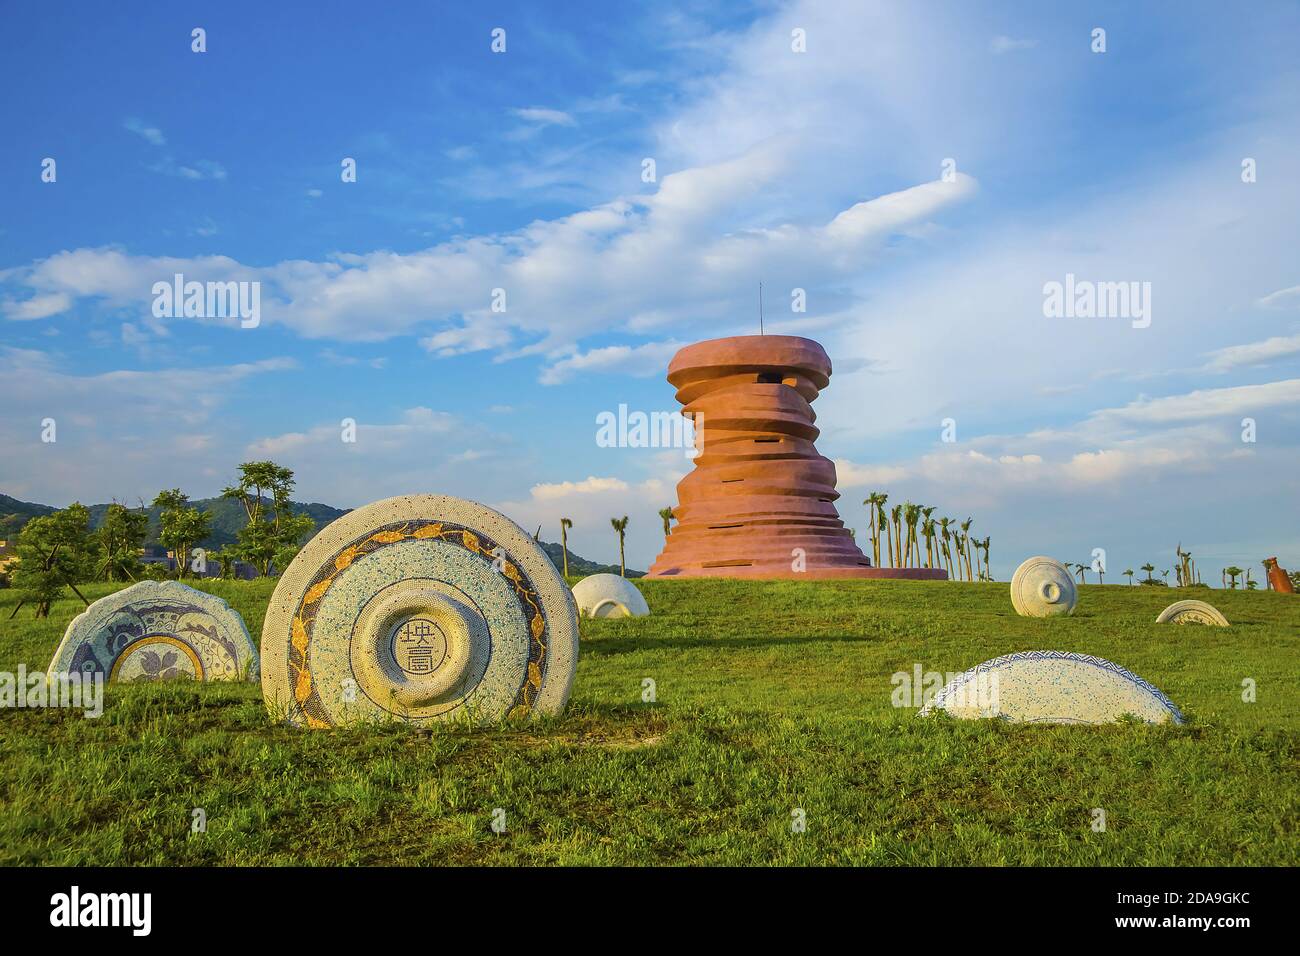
[572,573,650,618]
[1155,600,1229,626]
[48,580,258,683]
[260,495,579,728]
[1010,556,1078,617]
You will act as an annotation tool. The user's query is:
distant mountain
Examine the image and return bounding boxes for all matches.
[0,494,55,539]
[0,493,640,576]
[538,540,643,579]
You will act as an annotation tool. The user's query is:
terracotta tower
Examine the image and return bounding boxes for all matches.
[647,335,946,580]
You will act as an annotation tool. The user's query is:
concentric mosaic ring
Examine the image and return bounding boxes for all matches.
[1010,556,1078,618]
[1155,599,1229,626]
[48,580,258,684]
[261,495,579,728]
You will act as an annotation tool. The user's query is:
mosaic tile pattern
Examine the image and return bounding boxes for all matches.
[261,495,578,728]
[919,650,1184,725]
[1155,599,1229,626]
[572,573,650,618]
[48,580,257,683]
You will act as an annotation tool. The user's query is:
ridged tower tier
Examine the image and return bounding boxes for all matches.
[647,335,947,580]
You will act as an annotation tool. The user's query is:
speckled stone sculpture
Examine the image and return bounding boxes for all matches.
[647,335,946,580]
[919,650,1184,725]
[48,580,257,683]
[1155,600,1229,626]
[261,494,579,728]
[572,573,650,618]
[1010,556,1078,617]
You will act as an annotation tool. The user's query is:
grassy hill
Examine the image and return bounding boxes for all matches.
[1,577,1295,865]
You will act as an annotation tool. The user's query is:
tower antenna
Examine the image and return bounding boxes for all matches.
[759,282,764,335]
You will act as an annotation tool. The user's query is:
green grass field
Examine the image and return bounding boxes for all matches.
[1,578,1297,865]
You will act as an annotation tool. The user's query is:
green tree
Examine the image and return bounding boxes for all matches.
[1140,562,1156,584]
[8,503,96,618]
[153,489,212,578]
[610,516,629,578]
[221,461,315,576]
[1224,566,1244,589]
[658,507,674,538]
[1124,568,1134,585]
[94,502,148,582]
[212,547,239,579]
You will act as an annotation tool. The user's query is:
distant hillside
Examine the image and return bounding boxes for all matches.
[538,540,643,579]
[0,494,55,539]
[0,493,640,575]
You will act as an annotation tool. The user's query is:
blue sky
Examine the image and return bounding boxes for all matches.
[2,1,1298,579]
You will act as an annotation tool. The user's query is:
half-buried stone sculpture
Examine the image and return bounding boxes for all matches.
[1010,556,1078,617]
[919,650,1184,725]
[261,495,579,728]
[647,334,945,580]
[1155,600,1229,626]
[49,580,257,683]
[572,573,650,618]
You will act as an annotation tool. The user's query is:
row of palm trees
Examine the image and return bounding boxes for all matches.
[560,498,993,581]
[861,493,991,581]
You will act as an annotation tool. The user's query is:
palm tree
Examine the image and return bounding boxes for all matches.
[921,517,937,570]
[902,502,920,568]
[978,536,991,581]
[1074,563,1087,584]
[864,493,886,567]
[959,518,974,581]
[559,518,573,580]
[1161,569,1170,584]
[1124,568,1134,585]
[875,495,889,568]
[1224,566,1244,589]
[938,517,953,576]
[658,507,674,538]
[610,516,629,577]
[889,504,903,568]
[919,505,936,566]
[1140,562,1156,584]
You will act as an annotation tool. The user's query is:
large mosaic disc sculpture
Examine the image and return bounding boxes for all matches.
[647,335,945,580]
[1010,556,1078,617]
[49,580,257,683]
[572,573,650,618]
[1155,600,1229,626]
[261,495,579,728]
[919,650,1184,725]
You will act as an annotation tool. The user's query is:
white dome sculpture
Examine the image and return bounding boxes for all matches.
[572,574,650,619]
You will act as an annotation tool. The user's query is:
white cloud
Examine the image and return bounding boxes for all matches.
[123,117,166,146]
[510,107,577,127]
[1202,333,1300,372]
[3,157,974,354]
[1091,379,1300,425]
[990,36,1037,55]
[1257,284,1300,310]
[2,292,70,320]
[539,340,684,385]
